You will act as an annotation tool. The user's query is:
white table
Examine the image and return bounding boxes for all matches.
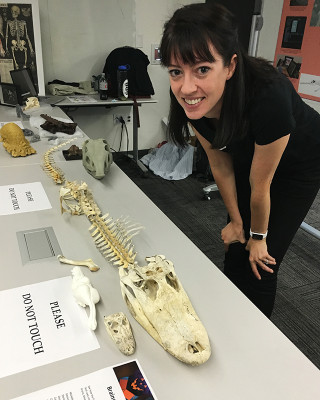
[0,105,319,400]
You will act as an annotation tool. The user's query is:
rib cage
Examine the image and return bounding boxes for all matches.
[60,180,142,268]
[89,213,141,268]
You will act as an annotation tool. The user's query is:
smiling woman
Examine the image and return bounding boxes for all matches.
[167,48,237,120]
[160,2,320,318]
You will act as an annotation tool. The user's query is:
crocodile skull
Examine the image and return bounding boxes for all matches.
[119,255,211,365]
[82,138,113,180]
[104,312,135,355]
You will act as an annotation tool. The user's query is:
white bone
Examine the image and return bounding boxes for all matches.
[119,255,211,366]
[104,312,136,355]
[57,254,100,272]
[71,267,100,330]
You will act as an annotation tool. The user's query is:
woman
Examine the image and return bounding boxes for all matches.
[160,3,320,317]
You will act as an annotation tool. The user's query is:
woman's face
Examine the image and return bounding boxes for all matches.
[168,45,236,120]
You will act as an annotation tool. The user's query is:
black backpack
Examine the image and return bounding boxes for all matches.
[103,46,155,98]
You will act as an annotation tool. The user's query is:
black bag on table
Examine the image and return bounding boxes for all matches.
[103,46,155,98]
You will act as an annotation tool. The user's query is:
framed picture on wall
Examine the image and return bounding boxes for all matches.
[284,56,294,66]
[290,0,308,6]
[0,83,18,106]
[0,0,45,96]
[281,16,307,49]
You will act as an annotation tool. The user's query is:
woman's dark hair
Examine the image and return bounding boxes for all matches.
[160,3,278,148]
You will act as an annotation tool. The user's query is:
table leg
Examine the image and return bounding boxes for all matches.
[128,103,148,173]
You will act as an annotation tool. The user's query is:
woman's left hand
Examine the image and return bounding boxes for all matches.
[245,238,276,280]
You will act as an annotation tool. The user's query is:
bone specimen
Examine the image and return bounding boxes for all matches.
[24,97,40,110]
[60,180,141,267]
[0,122,36,157]
[119,255,211,366]
[71,266,100,330]
[40,114,78,135]
[104,312,136,355]
[57,254,100,272]
[63,144,82,160]
[82,138,113,180]
[59,179,211,365]
[42,138,77,184]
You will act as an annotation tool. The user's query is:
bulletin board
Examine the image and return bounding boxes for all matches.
[273,0,320,102]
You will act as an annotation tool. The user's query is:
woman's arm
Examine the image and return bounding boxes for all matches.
[246,134,290,279]
[192,125,245,246]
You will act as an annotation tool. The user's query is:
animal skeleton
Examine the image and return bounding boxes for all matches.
[59,180,211,365]
[60,180,141,268]
[42,138,77,184]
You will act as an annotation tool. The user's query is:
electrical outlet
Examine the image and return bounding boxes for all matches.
[113,114,131,124]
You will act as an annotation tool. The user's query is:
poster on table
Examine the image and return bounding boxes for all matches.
[0,182,51,215]
[0,1,45,96]
[273,0,320,102]
[12,360,158,400]
[0,277,100,378]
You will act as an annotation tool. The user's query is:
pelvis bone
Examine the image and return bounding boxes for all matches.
[71,267,100,330]
[119,255,211,366]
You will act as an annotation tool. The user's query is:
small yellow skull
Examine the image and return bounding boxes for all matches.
[0,122,36,157]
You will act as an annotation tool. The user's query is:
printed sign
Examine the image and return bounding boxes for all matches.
[0,182,51,215]
[0,277,100,378]
[12,360,158,400]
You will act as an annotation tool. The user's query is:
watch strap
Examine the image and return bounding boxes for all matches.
[250,229,268,240]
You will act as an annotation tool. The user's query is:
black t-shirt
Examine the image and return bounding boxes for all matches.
[190,74,320,187]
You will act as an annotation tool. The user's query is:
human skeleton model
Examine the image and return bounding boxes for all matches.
[6,5,34,69]
[44,140,211,365]
[71,267,100,331]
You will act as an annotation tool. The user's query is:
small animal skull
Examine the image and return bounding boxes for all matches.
[119,255,211,365]
[24,97,40,110]
[104,312,135,355]
[82,138,113,180]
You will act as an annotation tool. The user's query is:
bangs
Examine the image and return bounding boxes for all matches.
[161,27,215,66]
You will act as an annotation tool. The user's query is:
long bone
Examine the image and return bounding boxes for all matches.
[57,254,100,272]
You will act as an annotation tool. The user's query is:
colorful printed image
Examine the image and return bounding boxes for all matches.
[113,361,155,400]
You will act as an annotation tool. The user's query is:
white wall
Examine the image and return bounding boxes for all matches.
[37,0,203,151]
[39,0,137,151]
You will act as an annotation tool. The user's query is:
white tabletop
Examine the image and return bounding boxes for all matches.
[0,105,319,400]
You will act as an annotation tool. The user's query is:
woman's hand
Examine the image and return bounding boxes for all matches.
[221,221,246,251]
[245,238,276,280]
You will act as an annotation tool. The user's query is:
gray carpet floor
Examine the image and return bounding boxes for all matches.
[114,152,320,369]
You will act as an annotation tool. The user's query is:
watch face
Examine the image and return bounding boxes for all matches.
[252,233,263,240]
